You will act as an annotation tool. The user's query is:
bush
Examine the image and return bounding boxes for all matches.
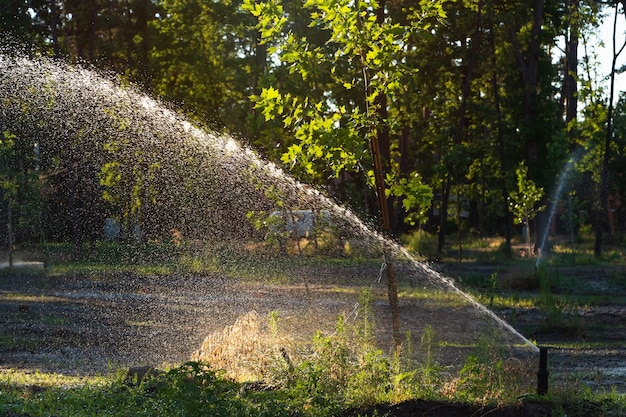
[402,229,438,259]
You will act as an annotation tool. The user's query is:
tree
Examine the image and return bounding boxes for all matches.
[0,130,42,264]
[245,0,443,348]
[245,0,440,228]
[149,0,255,129]
[594,1,626,257]
[0,131,18,267]
[509,163,545,256]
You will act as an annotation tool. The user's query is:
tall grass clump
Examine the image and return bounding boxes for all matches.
[260,289,542,410]
[402,229,438,260]
[262,289,450,409]
[441,335,534,404]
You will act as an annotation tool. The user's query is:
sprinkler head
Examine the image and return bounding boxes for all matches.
[537,346,549,395]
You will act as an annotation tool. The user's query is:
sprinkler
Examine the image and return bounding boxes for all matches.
[537,346,549,395]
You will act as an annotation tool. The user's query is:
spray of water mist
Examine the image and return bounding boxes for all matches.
[0,54,538,362]
[535,150,582,268]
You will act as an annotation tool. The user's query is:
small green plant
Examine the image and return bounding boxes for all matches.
[451,335,532,403]
[246,209,290,253]
[416,325,442,396]
[509,162,545,255]
[402,229,438,259]
[488,272,498,307]
[269,310,280,341]
[537,263,559,296]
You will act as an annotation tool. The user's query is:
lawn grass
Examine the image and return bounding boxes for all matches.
[1,354,624,417]
[2,238,626,416]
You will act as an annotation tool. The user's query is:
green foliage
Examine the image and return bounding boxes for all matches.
[263,290,447,408]
[0,131,18,197]
[388,172,433,227]
[0,129,42,245]
[4,0,624,246]
[0,361,320,417]
[452,336,532,403]
[246,210,290,251]
[245,0,438,226]
[488,272,498,307]
[509,162,545,226]
[149,0,235,125]
[402,229,438,259]
[509,162,545,252]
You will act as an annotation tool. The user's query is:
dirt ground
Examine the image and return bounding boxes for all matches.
[440,261,626,395]
[0,261,516,374]
[0,257,625,417]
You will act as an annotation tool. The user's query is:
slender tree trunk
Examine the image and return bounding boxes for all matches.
[248,28,267,141]
[437,174,451,256]
[373,0,395,233]
[457,187,462,263]
[133,0,151,86]
[488,19,512,258]
[437,0,483,256]
[508,0,544,255]
[564,0,579,127]
[49,0,60,57]
[87,2,98,62]
[364,0,400,350]
[508,0,544,175]
[595,3,626,257]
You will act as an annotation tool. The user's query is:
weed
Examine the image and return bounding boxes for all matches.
[489,272,497,307]
[402,229,438,260]
[268,310,280,341]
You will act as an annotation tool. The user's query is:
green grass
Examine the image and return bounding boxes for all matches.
[29,240,386,288]
[1,348,624,417]
[0,334,39,351]
[0,363,330,417]
[2,239,625,416]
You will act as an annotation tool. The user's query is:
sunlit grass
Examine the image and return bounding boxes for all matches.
[48,261,177,276]
[398,287,468,307]
[0,293,66,303]
[545,340,626,349]
[483,293,537,309]
[0,369,109,389]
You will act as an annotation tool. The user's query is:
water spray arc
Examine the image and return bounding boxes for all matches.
[536,151,581,268]
[0,54,539,361]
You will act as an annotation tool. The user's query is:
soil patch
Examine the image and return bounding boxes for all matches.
[0,261,528,376]
[440,262,626,394]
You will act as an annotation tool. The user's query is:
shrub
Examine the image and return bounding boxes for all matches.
[402,229,438,259]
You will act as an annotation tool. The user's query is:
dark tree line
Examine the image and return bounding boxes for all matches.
[2,0,626,259]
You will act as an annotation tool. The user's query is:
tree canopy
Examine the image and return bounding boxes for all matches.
[2,0,626,258]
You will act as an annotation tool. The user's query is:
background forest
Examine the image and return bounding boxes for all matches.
[2,0,626,259]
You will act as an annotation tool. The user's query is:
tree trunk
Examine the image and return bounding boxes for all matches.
[372,0,400,350]
[595,2,626,257]
[508,0,544,176]
[488,18,512,258]
[71,1,99,61]
[457,186,462,263]
[49,0,61,57]
[437,175,451,256]
[437,0,483,256]
[563,0,579,127]
[133,0,151,86]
